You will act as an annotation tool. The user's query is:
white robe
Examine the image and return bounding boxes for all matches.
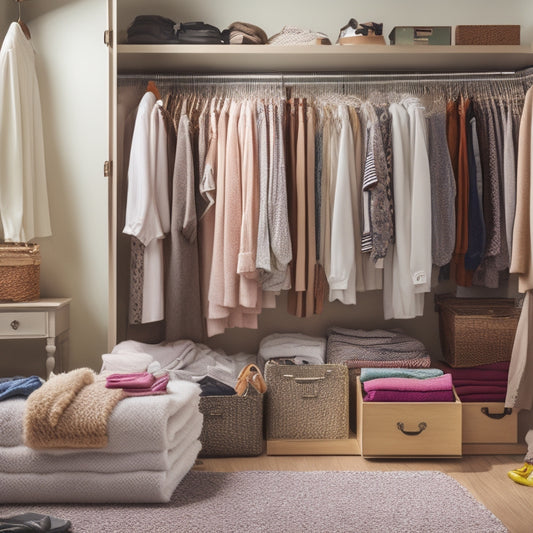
[0,23,51,242]
[123,92,170,323]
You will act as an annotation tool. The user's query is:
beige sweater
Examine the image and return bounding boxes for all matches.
[510,86,533,292]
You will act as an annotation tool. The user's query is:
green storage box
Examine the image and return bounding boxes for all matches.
[389,26,451,45]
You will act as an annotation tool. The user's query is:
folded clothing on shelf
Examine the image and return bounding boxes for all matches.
[327,327,431,368]
[362,373,455,402]
[127,15,178,44]
[268,25,331,45]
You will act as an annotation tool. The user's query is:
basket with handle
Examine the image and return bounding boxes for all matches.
[0,243,41,302]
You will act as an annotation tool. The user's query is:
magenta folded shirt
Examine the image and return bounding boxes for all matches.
[362,373,453,393]
[364,390,454,402]
[106,372,155,389]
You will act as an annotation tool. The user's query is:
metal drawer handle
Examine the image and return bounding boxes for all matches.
[10,320,20,331]
[397,422,427,436]
[481,407,512,420]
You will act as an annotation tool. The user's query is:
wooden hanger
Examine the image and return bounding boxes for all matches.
[16,0,31,40]
[146,80,161,100]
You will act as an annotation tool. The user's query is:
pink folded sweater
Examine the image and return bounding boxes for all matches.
[362,373,453,393]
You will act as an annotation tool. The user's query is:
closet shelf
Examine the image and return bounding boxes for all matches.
[116,44,533,74]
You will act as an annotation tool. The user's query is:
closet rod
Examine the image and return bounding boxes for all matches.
[118,68,533,84]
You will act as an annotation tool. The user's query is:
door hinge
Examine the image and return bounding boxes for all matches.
[104,160,113,178]
[104,30,113,46]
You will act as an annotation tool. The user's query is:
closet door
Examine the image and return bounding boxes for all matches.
[107,0,118,351]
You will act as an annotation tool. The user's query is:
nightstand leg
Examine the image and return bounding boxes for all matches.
[45,338,56,379]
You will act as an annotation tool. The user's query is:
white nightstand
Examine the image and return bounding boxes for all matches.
[0,298,72,378]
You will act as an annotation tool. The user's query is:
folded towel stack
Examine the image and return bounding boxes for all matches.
[437,360,510,402]
[326,327,431,369]
[0,377,202,503]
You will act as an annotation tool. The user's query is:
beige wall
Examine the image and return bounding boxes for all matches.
[0,0,532,376]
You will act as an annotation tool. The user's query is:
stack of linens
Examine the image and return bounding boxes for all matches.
[327,327,431,368]
[360,368,454,402]
[257,333,326,370]
[437,361,510,402]
[0,371,202,503]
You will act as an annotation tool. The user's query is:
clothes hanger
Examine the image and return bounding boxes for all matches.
[16,0,31,40]
[146,80,161,100]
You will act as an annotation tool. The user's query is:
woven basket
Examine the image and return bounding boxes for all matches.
[265,363,349,440]
[455,25,520,46]
[436,294,521,367]
[0,243,41,302]
[198,384,264,457]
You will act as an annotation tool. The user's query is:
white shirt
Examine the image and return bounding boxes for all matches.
[0,23,51,242]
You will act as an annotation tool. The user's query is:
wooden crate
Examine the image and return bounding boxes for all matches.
[356,378,462,458]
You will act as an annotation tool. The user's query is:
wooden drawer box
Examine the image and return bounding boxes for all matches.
[462,403,517,444]
[356,378,462,457]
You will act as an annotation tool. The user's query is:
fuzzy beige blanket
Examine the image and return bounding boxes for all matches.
[23,368,125,449]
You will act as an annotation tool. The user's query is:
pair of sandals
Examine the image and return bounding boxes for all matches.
[0,513,71,533]
[235,364,267,396]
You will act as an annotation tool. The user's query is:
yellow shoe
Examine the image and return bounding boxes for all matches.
[507,463,533,486]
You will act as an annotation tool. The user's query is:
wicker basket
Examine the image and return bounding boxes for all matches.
[0,243,40,302]
[198,384,264,457]
[265,363,349,440]
[436,294,521,367]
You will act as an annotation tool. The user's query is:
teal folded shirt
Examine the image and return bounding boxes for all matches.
[359,368,444,382]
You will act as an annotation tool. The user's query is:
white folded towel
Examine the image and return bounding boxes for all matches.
[0,409,202,474]
[258,333,327,365]
[0,439,202,503]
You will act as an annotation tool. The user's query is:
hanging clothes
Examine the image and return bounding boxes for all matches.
[165,99,203,341]
[0,23,51,242]
[123,91,170,324]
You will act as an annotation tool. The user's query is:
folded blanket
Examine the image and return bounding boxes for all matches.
[451,378,509,387]
[258,333,326,365]
[0,376,42,401]
[24,369,125,449]
[327,328,431,368]
[360,368,443,382]
[346,358,431,369]
[0,410,202,474]
[362,374,453,393]
[364,390,455,402]
[454,384,507,395]
[437,361,509,381]
[0,439,202,503]
[456,393,507,402]
[2,380,201,453]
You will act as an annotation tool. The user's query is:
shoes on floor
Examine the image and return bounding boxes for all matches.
[507,462,533,486]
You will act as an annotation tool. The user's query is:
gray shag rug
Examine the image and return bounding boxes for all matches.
[0,470,507,532]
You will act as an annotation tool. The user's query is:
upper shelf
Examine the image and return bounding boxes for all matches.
[116,44,533,74]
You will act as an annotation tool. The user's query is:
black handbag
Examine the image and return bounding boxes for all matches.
[127,15,178,44]
[176,22,228,44]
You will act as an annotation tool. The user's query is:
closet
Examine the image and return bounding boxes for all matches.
[106,0,533,362]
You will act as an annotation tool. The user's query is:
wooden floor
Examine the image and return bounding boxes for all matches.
[194,452,532,533]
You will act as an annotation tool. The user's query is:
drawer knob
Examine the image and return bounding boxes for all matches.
[481,407,512,420]
[10,320,20,331]
[396,421,427,436]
